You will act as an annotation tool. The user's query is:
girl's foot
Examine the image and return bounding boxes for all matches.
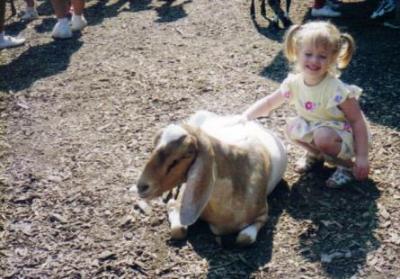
[294,153,324,173]
[326,167,354,188]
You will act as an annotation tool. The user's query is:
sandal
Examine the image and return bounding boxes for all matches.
[326,167,354,188]
[294,153,324,173]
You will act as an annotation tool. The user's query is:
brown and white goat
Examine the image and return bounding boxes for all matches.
[137,111,287,246]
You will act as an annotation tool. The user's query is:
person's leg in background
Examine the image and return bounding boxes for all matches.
[50,0,72,39]
[21,0,38,21]
[50,0,87,39]
[0,0,25,49]
[70,0,87,32]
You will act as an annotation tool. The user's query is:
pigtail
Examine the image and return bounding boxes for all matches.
[337,33,355,69]
[284,24,301,63]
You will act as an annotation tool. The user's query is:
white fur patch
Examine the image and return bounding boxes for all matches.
[168,206,181,228]
[188,110,217,127]
[236,225,258,246]
[198,115,249,145]
[238,225,258,242]
[157,124,188,148]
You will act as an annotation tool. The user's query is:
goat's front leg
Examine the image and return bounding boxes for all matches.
[235,204,268,246]
[167,199,188,240]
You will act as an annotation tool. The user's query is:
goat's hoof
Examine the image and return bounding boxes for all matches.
[170,225,188,240]
[236,226,257,247]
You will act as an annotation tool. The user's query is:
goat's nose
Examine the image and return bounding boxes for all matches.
[137,183,149,193]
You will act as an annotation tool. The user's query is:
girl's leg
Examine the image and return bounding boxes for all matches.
[313,127,353,168]
[292,140,324,173]
[285,119,324,172]
[294,140,320,156]
[312,127,355,188]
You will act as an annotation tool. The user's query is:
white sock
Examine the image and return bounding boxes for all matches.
[72,14,84,21]
[57,18,69,24]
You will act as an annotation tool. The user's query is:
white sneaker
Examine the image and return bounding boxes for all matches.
[311,5,341,17]
[0,35,25,49]
[52,20,72,39]
[21,8,39,20]
[383,18,400,29]
[71,14,87,32]
[326,0,341,9]
[370,0,396,19]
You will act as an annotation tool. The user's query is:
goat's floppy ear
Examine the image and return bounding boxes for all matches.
[179,135,215,226]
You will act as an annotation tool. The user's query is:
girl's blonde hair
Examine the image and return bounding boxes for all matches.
[283,21,355,77]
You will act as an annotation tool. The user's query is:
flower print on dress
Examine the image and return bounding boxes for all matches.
[304,101,316,111]
[283,91,292,100]
[344,122,352,132]
[334,95,343,103]
[330,106,342,116]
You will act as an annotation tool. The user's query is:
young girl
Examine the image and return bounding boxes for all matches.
[243,21,370,188]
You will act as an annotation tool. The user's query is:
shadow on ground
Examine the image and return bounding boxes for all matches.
[286,167,380,278]
[166,169,380,278]
[0,0,193,92]
[165,181,289,278]
[0,39,82,92]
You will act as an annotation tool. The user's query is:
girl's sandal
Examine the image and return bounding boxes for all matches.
[326,167,354,188]
[294,153,324,173]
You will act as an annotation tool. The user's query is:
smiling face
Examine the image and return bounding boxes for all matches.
[297,43,333,86]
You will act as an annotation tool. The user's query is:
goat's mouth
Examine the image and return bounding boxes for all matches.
[138,189,154,199]
[137,182,153,198]
[137,185,160,200]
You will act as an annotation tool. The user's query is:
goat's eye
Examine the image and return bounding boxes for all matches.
[167,159,180,173]
[184,149,195,158]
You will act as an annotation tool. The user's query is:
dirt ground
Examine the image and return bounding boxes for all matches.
[1,0,399,278]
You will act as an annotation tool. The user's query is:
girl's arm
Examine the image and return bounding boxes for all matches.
[339,98,369,180]
[243,89,286,120]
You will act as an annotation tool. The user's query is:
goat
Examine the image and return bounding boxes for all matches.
[137,111,287,246]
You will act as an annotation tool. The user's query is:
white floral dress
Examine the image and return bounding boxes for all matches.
[279,73,370,160]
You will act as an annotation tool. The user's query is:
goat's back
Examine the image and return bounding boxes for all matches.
[188,111,287,194]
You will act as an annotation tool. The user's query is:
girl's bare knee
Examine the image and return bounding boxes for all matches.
[313,128,341,156]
